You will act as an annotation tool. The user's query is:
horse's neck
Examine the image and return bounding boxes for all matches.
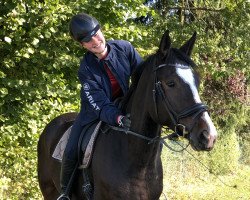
[127,112,161,167]
[126,62,162,166]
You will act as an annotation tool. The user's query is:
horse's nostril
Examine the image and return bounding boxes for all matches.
[199,130,216,150]
[200,130,209,142]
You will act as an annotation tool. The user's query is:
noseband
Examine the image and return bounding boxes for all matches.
[152,63,208,137]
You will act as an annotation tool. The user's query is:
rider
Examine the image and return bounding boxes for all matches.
[57,13,143,199]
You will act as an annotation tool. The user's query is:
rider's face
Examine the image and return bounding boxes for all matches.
[81,30,107,58]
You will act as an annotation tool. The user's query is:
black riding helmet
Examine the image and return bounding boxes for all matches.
[69,13,100,43]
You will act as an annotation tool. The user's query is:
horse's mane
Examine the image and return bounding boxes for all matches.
[120,54,156,112]
[131,54,156,87]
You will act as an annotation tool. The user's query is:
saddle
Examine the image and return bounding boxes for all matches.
[52,120,102,168]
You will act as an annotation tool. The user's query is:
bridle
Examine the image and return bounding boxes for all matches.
[152,62,208,137]
[108,54,208,148]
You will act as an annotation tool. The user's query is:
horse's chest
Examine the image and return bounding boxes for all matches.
[97,175,162,200]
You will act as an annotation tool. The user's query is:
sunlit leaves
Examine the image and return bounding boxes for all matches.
[4,37,11,43]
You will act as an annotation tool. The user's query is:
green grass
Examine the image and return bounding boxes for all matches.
[160,147,250,200]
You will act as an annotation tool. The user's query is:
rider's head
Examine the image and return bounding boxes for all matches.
[69,13,107,58]
[69,13,100,43]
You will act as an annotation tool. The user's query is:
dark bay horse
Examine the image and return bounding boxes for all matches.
[38,30,217,200]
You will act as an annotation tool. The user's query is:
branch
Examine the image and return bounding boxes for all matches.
[167,7,224,12]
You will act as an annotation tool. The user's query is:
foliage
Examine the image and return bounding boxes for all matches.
[0,0,249,199]
[161,146,250,199]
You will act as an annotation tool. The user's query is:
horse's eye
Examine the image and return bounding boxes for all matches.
[167,81,175,87]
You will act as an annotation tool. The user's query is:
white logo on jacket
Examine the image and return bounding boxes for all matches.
[83,83,100,111]
[83,83,90,90]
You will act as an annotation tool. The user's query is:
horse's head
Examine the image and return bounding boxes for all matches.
[150,30,217,151]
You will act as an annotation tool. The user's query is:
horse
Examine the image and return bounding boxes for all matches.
[37,30,217,200]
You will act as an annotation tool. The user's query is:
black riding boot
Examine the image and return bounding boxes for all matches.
[57,158,78,200]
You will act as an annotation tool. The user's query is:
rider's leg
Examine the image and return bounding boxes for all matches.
[57,115,83,200]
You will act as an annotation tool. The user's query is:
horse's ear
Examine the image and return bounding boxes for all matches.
[179,31,197,57]
[158,30,171,59]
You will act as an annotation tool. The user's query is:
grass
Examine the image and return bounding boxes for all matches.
[160,146,250,200]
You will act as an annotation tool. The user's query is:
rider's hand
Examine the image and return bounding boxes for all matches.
[117,115,131,129]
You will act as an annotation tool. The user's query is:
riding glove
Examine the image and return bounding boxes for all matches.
[117,115,131,129]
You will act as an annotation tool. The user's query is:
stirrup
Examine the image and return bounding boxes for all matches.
[82,182,93,200]
[57,194,70,200]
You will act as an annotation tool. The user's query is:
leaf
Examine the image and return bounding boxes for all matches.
[0,88,8,97]
[32,38,39,46]
[27,48,34,54]
[4,37,12,43]
[44,31,51,38]
[49,27,56,33]
[22,53,30,58]
[0,71,6,78]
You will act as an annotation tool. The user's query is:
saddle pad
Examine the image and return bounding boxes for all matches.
[80,121,102,169]
[52,121,102,168]
[52,126,72,161]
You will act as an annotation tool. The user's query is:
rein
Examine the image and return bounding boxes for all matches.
[107,125,189,152]
[107,125,236,188]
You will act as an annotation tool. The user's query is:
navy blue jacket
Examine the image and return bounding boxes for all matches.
[77,40,143,126]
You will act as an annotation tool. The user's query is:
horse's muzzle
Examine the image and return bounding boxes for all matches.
[190,112,217,151]
[199,129,217,150]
